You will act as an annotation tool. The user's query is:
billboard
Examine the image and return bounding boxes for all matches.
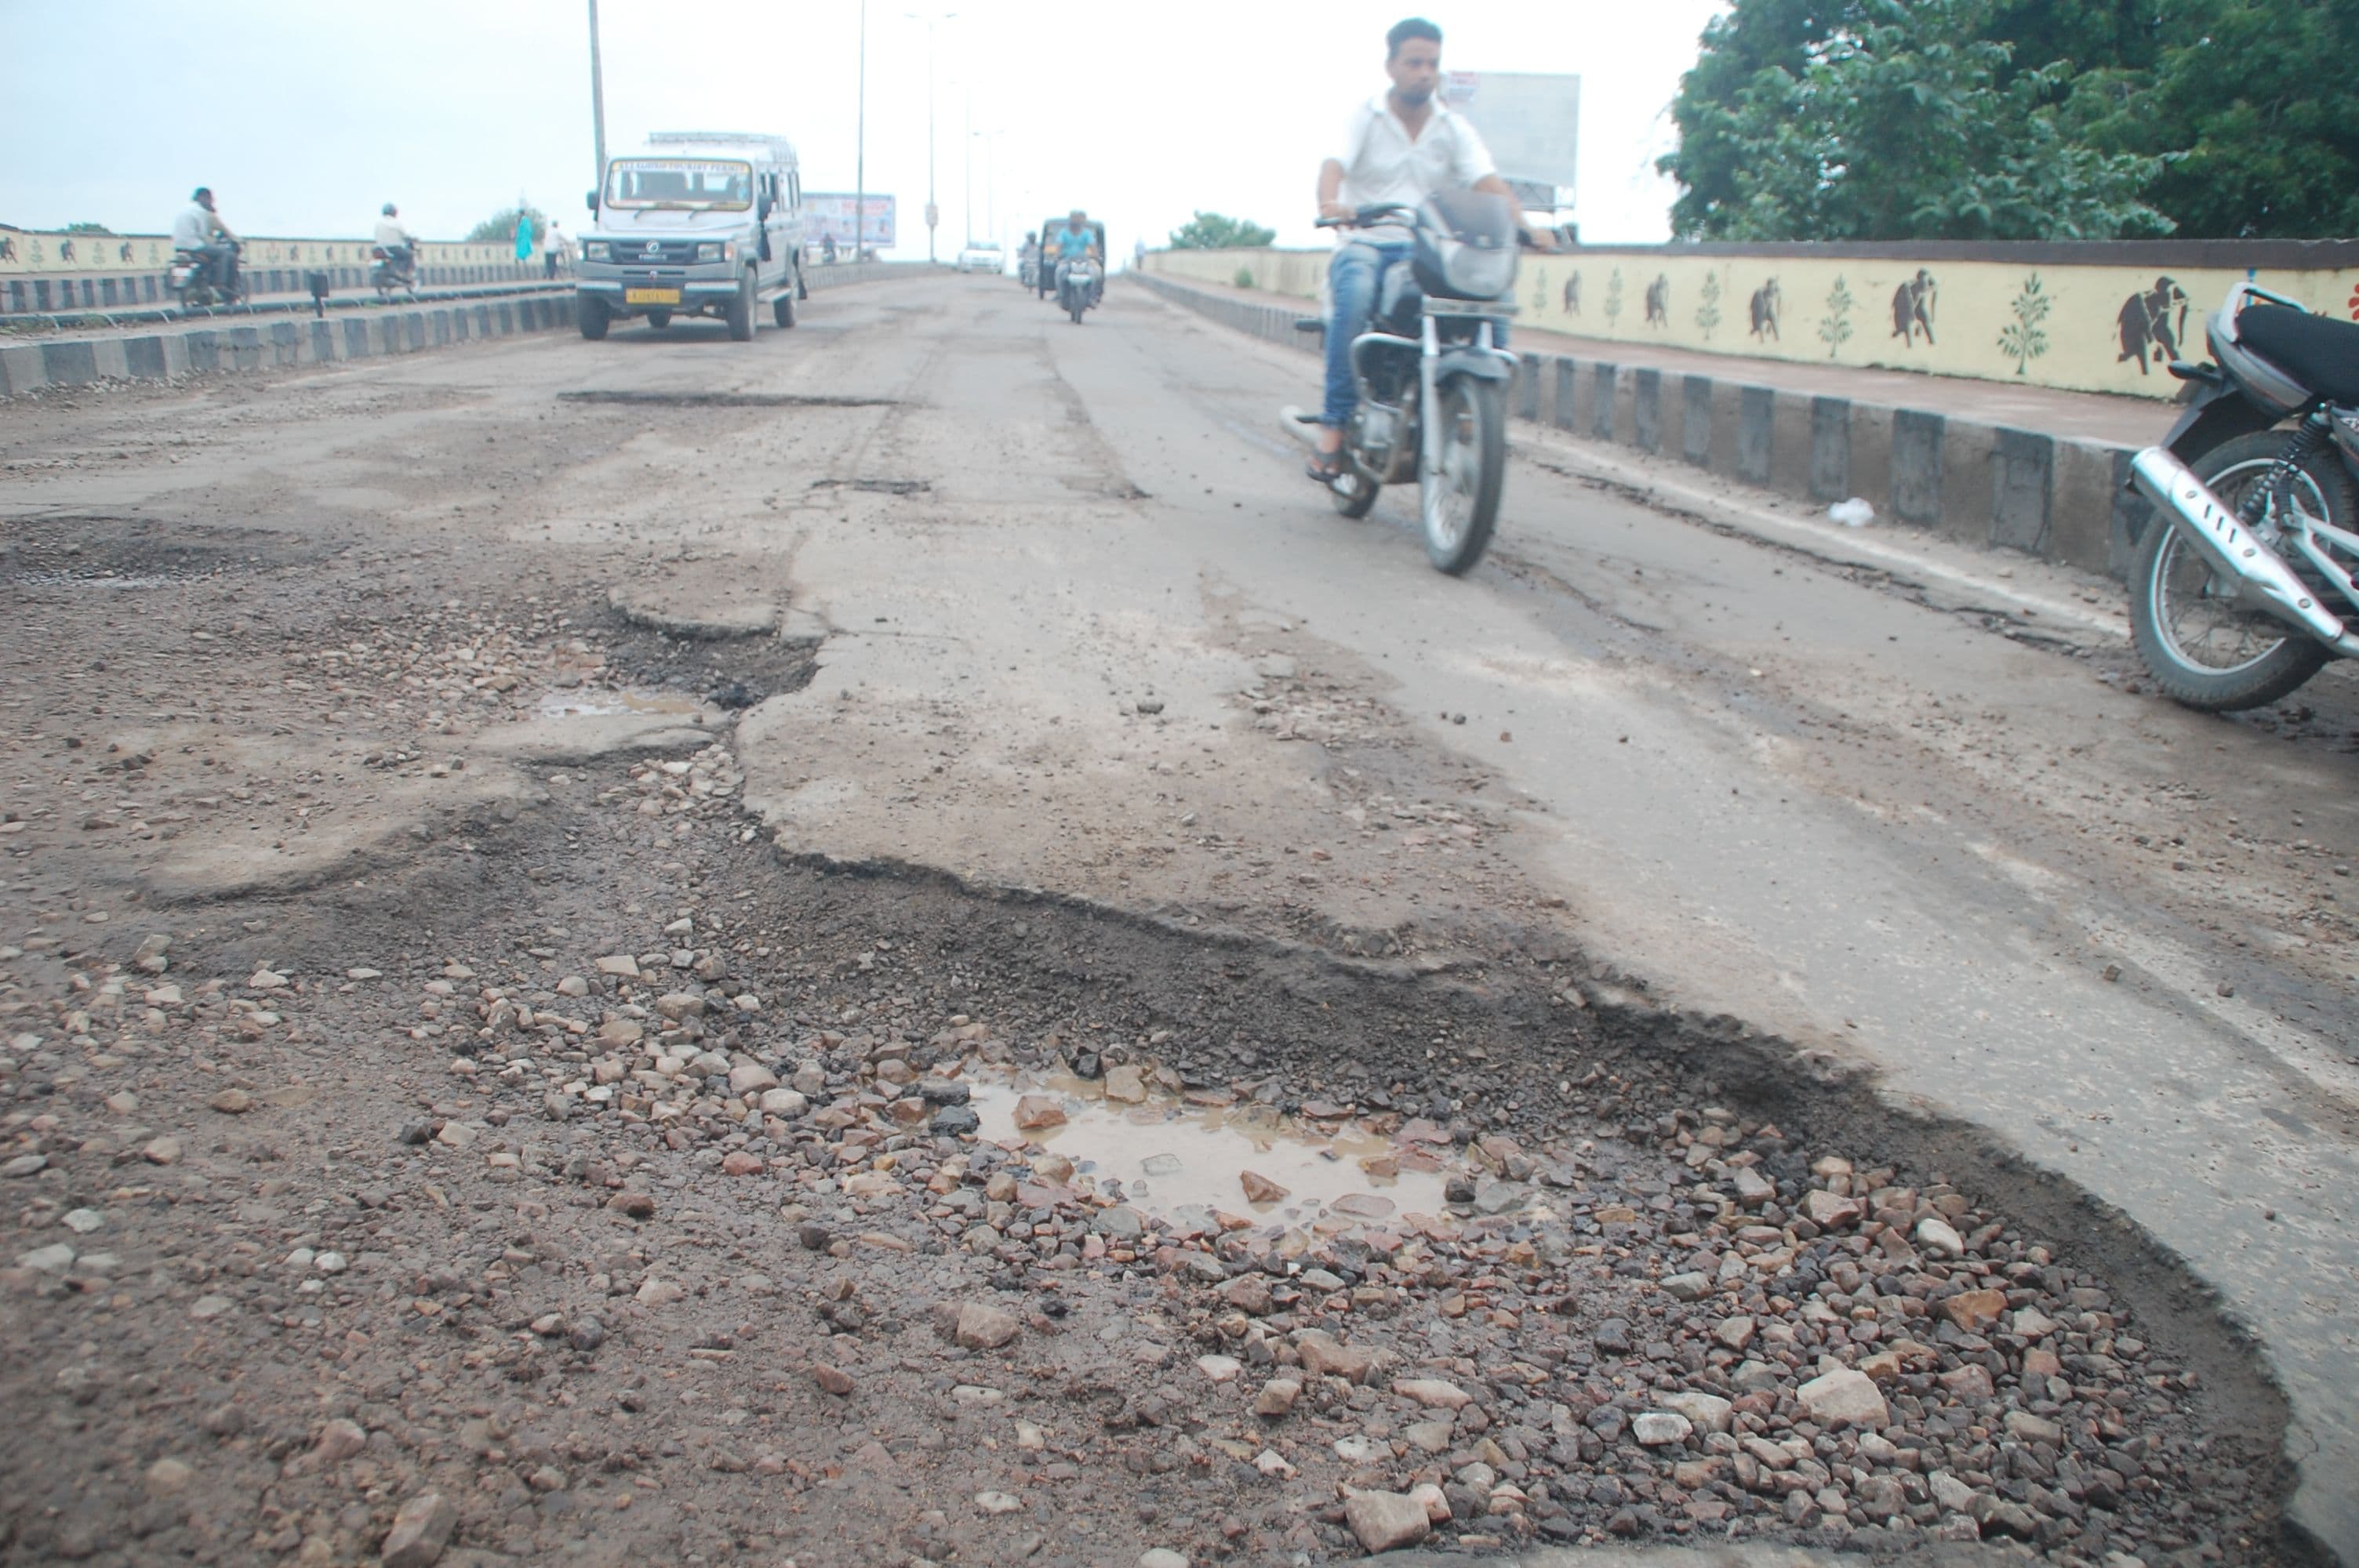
[1444,71,1580,201]
[804,194,898,249]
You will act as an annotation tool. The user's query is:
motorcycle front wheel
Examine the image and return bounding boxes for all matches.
[1068,289,1086,325]
[1420,377,1506,575]
[2128,430,2344,711]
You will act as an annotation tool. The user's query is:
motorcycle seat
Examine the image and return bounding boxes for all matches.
[2238,305,2359,405]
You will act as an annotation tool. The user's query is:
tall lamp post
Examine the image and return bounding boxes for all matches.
[587,0,609,193]
[906,10,955,262]
[854,1,867,260]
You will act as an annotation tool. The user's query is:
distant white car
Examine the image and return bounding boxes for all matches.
[954,243,1003,275]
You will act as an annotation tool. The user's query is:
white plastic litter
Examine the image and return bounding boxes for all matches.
[1827,497,1876,528]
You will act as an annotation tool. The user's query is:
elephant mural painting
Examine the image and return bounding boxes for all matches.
[1562,272,1580,316]
[1644,274,1670,327]
[1749,278,1781,340]
[2117,276,2190,374]
[1891,269,1936,347]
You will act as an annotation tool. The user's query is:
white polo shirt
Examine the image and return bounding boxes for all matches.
[171,203,215,252]
[1331,93,1497,244]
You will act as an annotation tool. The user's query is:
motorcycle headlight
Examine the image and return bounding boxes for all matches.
[583,241,610,261]
[1441,239,1516,299]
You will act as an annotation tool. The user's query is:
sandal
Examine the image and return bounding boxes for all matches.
[1305,449,1347,484]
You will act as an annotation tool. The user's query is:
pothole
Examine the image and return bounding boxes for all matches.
[0,517,288,585]
[810,477,932,496]
[556,390,900,409]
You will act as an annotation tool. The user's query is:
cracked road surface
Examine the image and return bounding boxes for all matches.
[2,270,2353,1562]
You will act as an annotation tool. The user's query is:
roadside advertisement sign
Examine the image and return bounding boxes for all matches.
[805,194,898,248]
[1444,71,1581,201]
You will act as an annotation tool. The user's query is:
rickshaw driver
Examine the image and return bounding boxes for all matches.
[1049,209,1102,304]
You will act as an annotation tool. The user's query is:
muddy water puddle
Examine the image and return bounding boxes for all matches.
[534,686,708,720]
[968,1073,1457,1233]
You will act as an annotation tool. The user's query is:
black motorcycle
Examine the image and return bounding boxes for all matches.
[168,239,242,310]
[369,242,420,300]
[1284,192,1521,575]
[2126,281,2359,710]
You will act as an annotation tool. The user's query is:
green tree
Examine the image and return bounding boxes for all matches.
[1659,0,2166,241]
[1167,212,1277,249]
[2125,0,2359,238]
[63,221,114,234]
[1663,0,2359,241]
[465,204,550,245]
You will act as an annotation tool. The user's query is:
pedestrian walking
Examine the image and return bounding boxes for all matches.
[542,220,569,278]
[514,209,536,274]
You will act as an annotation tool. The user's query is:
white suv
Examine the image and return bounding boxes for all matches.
[954,243,1002,275]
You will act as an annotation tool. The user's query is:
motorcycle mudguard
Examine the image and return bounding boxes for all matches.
[2159,376,2277,461]
[1433,347,1514,385]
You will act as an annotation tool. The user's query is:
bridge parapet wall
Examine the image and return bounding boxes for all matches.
[1148,238,2359,403]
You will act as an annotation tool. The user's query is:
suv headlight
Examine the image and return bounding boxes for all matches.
[696,241,736,263]
[583,241,610,261]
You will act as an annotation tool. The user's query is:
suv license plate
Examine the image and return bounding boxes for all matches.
[625,288,681,305]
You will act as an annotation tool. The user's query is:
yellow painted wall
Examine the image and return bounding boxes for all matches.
[1148,245,2359,403]
[0,230,533,276]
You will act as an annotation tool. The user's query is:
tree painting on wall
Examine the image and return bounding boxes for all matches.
[1696,270,1724,340]
[1819,274,1856,359]
[1998,272,2052,376]
[1605,268,1624,328]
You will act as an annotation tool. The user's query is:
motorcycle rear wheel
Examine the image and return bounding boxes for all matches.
[645,310,673,330]
[1329,463,1379,520]
[2128,430,2343,711]
[1420,377,1506,575]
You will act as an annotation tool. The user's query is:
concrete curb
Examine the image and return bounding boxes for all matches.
[0,295,578,398]
[0,262,913,400]
[1132,273,2154,581]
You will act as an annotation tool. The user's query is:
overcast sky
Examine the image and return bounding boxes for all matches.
[0,0,1727,254]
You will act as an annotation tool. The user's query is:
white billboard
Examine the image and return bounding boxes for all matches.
[804,194,898,249]
[1445,71,1580,201]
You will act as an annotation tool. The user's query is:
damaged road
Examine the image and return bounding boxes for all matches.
[0,271,2349,1566]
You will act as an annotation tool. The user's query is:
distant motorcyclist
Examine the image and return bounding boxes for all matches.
[1048,209,1101,305]
[171,187,241,299]
[1019,230,1040,287]
[373,203,417,277]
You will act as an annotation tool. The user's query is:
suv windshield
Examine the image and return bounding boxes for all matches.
[605,159,754,210]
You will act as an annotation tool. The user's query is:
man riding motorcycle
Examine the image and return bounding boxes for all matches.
[373,203,418,282]
[1049,209,1102,307]
[1019,230,1041,288]
[1307,16,1543,481]
[171,187,242,300]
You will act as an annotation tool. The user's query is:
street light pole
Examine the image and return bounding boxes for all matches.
[587,0,608,193]
[962,86,972,249]
[854,0,867,260]
[907,11,954,263]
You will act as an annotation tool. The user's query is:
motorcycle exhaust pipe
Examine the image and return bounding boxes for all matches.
[2128,445,2359,655]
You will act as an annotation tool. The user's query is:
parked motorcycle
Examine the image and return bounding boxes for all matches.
[167,240,242,309]
[1282,193,1521,575]
[1056,256,1100,325]
[369,243,419,300]
[2125,281,2359,710]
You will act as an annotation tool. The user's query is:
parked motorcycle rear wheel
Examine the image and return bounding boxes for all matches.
[1420,377,1506,575]
[2128,430,2344,711]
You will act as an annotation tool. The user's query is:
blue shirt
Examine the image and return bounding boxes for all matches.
[1050,223,1094,260]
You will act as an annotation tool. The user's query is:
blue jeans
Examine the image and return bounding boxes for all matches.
[1322,241,1410,428]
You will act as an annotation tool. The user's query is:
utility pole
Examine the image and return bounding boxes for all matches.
[854,0,867,260]
[587,0,608,195]
[907,11,954,262]
[962,86,972,249]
